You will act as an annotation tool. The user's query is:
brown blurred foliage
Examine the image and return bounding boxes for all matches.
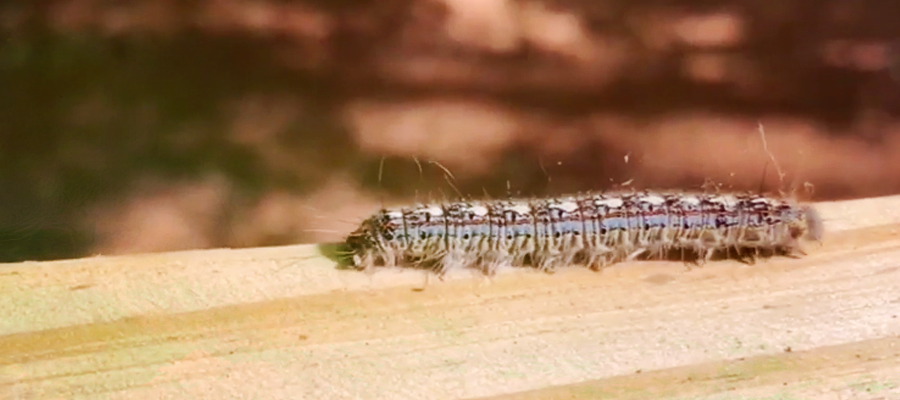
[2,0,900,261]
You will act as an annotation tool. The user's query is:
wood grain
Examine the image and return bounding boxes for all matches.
[2,196,900,400]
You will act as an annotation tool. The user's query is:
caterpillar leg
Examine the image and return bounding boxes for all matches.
[625,248,648,262]
[478,259,503,277]
[702,247,715,264]
[737,248,758,265]
[535,254,561,274]
[584,247,615,271]
[353,252,382,277]
[682,246,712,271]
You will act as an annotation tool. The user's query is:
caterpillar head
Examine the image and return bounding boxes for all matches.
[344,209,405,269]
[344,218,383,268]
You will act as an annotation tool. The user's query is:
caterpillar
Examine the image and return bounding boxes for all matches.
[342,190,824,276]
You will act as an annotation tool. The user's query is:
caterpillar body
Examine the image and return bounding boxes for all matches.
[343,191,824,276]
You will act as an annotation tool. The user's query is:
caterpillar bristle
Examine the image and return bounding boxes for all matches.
[341,190,823,277]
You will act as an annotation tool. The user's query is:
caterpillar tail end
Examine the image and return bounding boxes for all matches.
[801,205,824,243]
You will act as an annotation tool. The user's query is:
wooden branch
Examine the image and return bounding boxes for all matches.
[2,196,900,399]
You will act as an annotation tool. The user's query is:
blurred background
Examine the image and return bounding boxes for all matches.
[2,0,899,263]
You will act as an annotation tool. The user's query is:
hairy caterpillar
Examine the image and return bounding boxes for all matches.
[342,190,824,276]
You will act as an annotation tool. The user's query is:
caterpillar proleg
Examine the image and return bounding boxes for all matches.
[343,190,824,276]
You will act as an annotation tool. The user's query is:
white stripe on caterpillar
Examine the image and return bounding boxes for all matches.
[343,190,823,276]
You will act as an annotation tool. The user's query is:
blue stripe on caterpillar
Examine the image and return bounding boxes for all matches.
[344,191,824,276]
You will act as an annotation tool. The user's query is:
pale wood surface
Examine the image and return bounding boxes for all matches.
[2,196,900,400]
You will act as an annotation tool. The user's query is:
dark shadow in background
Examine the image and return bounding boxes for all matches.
[317,242,356,270]
[0,24,359,262]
